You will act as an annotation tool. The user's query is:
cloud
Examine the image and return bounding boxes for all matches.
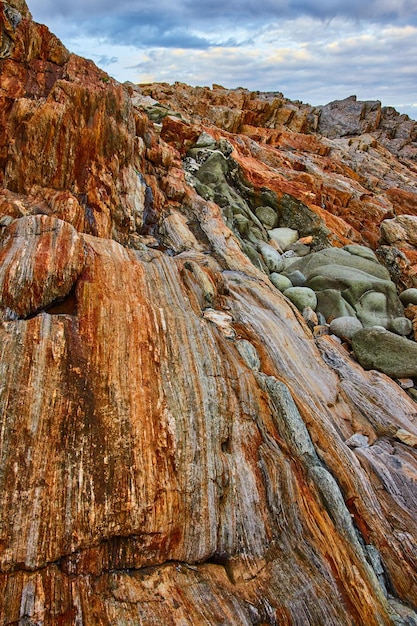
[96,55,118,67]
[30,0,417,22]
[27,0,417,119]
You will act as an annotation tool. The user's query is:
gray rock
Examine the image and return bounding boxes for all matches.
[316,312,327,325]
[389,317,413,336]
[195,151,229,185]
[283,287,317,311]
[306,265,403,326]
[355,291,389,328]
[286,270,306,287]
[255,206,278,229]
[400,288,417,306]
[233,213,250,237]
[4,4,22,30]
[270,273,292,292]
[316,289,357,321]
[329,316,363,340]
[258,243,284,273]
[352,327,417,378]
[343,244,378,262]
[288,242,310,257]
[287,247,391,281]
[345,433,369,449]
[235,340,261,371]
[268,227,299,251]
[195,132,217,148]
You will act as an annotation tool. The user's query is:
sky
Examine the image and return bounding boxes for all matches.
[28,0,417,120]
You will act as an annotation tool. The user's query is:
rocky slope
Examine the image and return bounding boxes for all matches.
[1,1,417,624]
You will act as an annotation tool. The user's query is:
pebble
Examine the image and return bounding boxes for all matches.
[268,227,299,251]
[329,316,363,340]
[396,378,414,389]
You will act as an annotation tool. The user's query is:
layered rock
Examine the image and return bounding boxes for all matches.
[1,2,417,624]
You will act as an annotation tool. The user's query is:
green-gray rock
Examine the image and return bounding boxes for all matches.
[286,270,306,287]
[329,316,363,340]
[283,287,317,311]
[388,317,413,336]
[352,327,417,378]
[400,288,417,306]
[316,289,356,321]
[255,206,278,229]
[270,273,292,292]
[343,244,379,262]
[290,247,391,282]
[195,151,229,185]
[355,291,389,328]
[258,243,284,273]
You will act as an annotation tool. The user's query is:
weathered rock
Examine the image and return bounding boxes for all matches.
[381,215,417,247]
[283,286,317,311]
[352,327,417,377]
[257,241,284,272]
[0,214,86,318]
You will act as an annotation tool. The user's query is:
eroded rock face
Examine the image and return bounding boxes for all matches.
[1,2,417,624]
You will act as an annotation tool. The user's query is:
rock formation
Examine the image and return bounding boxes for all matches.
[1,1,417,623]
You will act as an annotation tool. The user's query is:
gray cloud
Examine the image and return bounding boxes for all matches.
[30,0,417,43]
[27,0,417,119]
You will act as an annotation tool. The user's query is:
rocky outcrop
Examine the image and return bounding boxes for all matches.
[1,2,417,624]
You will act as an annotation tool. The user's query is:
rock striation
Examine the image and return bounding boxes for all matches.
[1,1,417,624]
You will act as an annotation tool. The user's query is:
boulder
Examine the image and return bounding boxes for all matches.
[352,327,417,377]
[400,288,417,306]
[380,215,417,247]
[329,316,363,340]
[268,227,299,251]
[389,317,413,336]
[258,242,284,273]
[316,289,356,321]
[283,286,317,311]
[256,206,278,229]
[343,244,379,262]
[270,273,292,292]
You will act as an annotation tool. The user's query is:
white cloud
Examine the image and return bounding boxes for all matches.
[27,1,417,119]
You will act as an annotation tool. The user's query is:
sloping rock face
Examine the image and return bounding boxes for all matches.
[1,2,417,624]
